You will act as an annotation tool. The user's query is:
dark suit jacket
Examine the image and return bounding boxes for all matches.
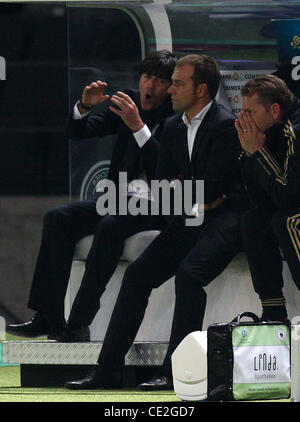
[66,89,174,188]
[156,100,248,215]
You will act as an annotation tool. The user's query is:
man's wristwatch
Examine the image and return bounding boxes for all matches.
[79,99,94,111]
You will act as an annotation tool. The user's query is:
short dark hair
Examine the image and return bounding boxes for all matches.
[241,74,293,112]
[139,50,177,81]
[176,54,221,99]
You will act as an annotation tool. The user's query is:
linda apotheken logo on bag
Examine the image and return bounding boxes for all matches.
[0,56,6,80]
[253,353,278,372]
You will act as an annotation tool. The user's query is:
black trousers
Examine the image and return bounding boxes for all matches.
[241,208,300,300]
[97,209,243,376]
[28,197,165,324]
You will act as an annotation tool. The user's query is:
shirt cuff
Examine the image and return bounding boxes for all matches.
[73,101,91,120]
[133,124,151,148]
[191,203,203,217]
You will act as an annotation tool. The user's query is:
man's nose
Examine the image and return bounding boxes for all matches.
[167,84,174,95]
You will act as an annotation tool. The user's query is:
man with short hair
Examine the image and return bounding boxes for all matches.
[65,54,248,391]
[7,50,177,341]
[236,74,300,322]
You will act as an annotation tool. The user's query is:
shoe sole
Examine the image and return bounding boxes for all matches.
[138,385,174,391]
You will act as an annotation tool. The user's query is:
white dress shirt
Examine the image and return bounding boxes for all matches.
[182,100,213,160]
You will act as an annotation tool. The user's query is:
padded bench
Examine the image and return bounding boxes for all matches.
[65,230,176,342]
[65,231,300,342]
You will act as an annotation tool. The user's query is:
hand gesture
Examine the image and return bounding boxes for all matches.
[109,91,144,132]
[81,80,110,108]
[235,111,266,156]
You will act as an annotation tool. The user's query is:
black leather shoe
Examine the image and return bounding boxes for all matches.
[6,312,65,339]
[64,365,123,390]
[57,325,90,343]
[48,328,65,341]
[138,376,173,391]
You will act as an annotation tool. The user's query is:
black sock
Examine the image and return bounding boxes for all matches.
[261,297,288,321]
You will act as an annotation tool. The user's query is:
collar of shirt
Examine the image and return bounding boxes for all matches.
[182,100,213,159]
[182,100,213,127]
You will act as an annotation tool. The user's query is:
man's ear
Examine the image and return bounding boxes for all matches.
[271,102,281,121]
[197,83,208,98]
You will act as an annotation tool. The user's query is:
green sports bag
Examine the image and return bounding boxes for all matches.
[207,312,291,401]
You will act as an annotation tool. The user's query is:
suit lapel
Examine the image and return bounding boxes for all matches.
[191,100,216,162]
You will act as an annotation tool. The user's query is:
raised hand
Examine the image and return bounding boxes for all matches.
[81,81,110,108]
[109,91,144,132]
[235,110,266,156]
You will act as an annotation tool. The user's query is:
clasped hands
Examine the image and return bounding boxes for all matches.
[235,110,266,156]
[81,80,144,132]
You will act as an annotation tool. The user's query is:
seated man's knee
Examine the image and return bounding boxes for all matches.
[43,205,70,226]
[95,215,119,236]
[43,205,83,243]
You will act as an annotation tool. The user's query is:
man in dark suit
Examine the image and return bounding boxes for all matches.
[7,50,177,341]
[65,54,248,391]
